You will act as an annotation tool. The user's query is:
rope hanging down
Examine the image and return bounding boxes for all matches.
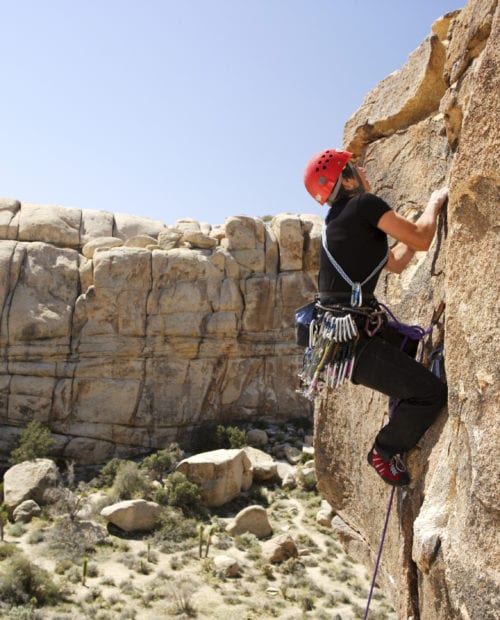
[363,303,445,620]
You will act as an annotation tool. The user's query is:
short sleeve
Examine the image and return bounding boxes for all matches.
[358,193,392,227]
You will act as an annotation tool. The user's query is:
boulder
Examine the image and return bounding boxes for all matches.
[18,202,81,248]
[182,230,218,249]
[81,208,114,243]
[12,499,41,523]
[213,554,241,578]
[243,446,278,482]
[271,214,303,271]
[284,445,302,465]
[245,429,268,448]
[0,198,20,239]
[176,449,253,507]
[281,471,297,490]
[100,499,161,532]
[262,534,298,564]
[157,228,182,249]
[316,500,334,527]
[82,236,123,258]
[113,213,166,240]
[226,505,273,539]
[123,234,158,248]
[3,459,59,509]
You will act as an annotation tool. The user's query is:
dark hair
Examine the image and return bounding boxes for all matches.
[330,162,362,204]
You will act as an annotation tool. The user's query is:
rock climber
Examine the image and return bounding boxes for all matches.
[303,148,448,486]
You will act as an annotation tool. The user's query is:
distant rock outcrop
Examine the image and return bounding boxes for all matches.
[0,199,319,464]
[314,2,499,619]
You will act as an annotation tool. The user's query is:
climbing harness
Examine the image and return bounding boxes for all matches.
[321,225,388,307]
[298,301,391,400]
[362,302,446,620]
[297,226,390,398]
[298,303,369,399]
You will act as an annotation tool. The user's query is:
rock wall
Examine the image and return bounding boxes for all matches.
[315,2,499,619]
[0,203,320,465]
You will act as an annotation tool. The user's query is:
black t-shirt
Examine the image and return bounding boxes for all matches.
[319,192,391,296]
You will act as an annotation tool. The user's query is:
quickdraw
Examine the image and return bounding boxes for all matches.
[298,304,379,400]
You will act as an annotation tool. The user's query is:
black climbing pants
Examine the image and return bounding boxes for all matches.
[351,334,448,459]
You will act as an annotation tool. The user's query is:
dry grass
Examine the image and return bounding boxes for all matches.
[0,479,396,620]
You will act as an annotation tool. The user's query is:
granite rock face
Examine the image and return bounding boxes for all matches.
[315,2,499,619]
[0,207,319,464]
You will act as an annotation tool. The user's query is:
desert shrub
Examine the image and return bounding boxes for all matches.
[160,471,204,516]
[0,554,61,607]
[5,604,40,620]
[7,522,26,538]
[234,531,259,551]
[54,559,75,574]
[44,515,104,561]
[9,420,56,464]
[0,502,9,541]
[140,444,183,481]
[153,506,198,553]
[216,424,246,449]
[168,577,197,617]
[96,458,129,488]
[151,486,169,506]
[0,542,19,561]
[248,484,270,507]
[191,423,247,452]
[26,527,45,544]
[110,461,152,501]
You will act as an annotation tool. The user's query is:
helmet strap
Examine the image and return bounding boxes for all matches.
[325,173,343,206]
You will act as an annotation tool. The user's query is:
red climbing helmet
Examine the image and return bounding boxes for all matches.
[304,148,353,204]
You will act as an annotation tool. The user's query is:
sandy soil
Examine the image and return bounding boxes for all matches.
[1,487,396,620]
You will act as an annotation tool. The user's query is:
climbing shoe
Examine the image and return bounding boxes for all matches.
[367,448,410,487]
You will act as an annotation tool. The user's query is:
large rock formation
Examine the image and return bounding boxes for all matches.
[0,204,319,464]
[315,2,498,619]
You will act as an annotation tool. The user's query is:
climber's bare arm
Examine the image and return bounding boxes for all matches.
[385,243,415,274]
[380,187,448,274]
[378,188,449,252]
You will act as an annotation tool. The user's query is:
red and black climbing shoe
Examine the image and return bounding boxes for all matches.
[367,448,410,487]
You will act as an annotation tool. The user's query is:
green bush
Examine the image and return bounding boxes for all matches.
[110,461,152,501]
[0,554,61,607]
[96,458,129,488]
[0,542,19,561]
[9,420,56,465]
[153,506,199,553]
[0,502,9,541]
[162,472,204,516]
[190,423,247,452]
[215,425,247,449]
[140,445,182,481]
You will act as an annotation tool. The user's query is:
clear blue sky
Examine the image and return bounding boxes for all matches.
[1,1,461,227]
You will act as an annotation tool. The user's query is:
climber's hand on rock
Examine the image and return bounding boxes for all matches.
[427,187,449,214]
